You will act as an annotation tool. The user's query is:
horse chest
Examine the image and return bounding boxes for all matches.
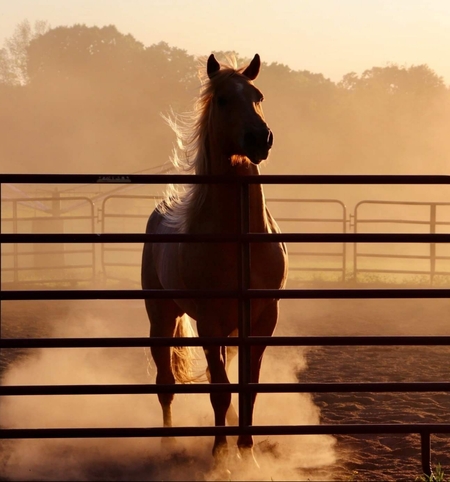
[179,240,286,290]
[250,242,287,289]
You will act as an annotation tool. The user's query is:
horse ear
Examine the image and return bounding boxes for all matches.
[242,54,261,80]
[207,54,221,78]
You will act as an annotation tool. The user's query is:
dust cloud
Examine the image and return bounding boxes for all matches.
[0,300,337,481]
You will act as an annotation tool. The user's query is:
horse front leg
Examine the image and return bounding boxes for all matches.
[237,301,279,467]
[203,344,231,464]
[146,300,180,450]
[197,310,233,469]
[236,344,265,468]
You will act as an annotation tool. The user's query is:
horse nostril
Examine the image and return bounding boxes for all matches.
[267,130,273,148]
[244,128,273,152]
[244,131,256,149]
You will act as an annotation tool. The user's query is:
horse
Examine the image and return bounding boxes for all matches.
[141,53,288,472]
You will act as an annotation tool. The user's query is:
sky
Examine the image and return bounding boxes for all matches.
[1,0,450,85]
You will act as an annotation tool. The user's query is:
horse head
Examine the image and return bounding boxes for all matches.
[206,53,273,166]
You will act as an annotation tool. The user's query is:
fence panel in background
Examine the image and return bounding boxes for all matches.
[1,194,95,287]
[353,201,450,285]
[267,199,347,283]
[100,194,161,285]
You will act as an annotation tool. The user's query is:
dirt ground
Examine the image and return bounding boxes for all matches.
[294,295,450,482]
[1,293,449,481]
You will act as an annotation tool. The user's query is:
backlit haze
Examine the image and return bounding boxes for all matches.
[1,0,449,205]
[2,0,450,84]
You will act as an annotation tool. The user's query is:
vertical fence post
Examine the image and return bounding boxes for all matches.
[342,205,347,282]
[353,208,358,282]
[100,199,107,285]
[421,432,432,477]
[430,204,436,286]
[238,179,252,430]
[89,201,96,283]
[12,201,18,284]
[0,183,2,340]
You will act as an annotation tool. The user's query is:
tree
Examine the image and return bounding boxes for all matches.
[2,20,449,175]
[1,24,201,173]
[26,24,145,86]
[0,19,49,85]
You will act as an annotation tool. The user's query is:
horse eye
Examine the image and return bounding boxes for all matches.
[217,95,227,107]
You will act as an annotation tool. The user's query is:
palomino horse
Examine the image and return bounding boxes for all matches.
[141,53,288,470]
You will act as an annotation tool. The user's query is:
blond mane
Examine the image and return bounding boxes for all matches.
[159,56,249,233]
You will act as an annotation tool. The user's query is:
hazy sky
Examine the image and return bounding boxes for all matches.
[1,0,450,84]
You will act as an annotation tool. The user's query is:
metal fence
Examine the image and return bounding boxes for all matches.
[268,198,347,282]
[1,173,450,478]
[353,200,450,284]
[3,185,450,287]
[1,193,96,286]
[100,194,160,284]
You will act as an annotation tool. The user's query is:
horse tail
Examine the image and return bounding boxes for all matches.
[172,314,198,384]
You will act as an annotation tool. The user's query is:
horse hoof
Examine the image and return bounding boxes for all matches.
[238,447,260,470]
[207,467,232,481]
[210,445,231,480]
[160,436,178,452]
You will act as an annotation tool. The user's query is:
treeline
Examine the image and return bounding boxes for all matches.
[1,21,449,174]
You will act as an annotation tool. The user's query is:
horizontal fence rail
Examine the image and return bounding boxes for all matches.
[3,335,450,349]
[2,288,450,301]
[3,382,450,396]
[3,232,450,243]
[1,173,450,478]
[2,173,450,184]
[2,423,449,439]
[0,382,450,396]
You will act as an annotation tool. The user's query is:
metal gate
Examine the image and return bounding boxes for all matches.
[353,200,450,285]
[268,198,347,282]
[1,192,96,287]
[1,173,450,478]
[100,194,161,285]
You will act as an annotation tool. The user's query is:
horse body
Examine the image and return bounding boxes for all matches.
[141,53,288,469]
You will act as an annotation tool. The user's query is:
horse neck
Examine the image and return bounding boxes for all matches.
[201,153,268,233]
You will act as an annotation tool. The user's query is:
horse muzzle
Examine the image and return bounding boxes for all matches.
[243,127,274,164]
